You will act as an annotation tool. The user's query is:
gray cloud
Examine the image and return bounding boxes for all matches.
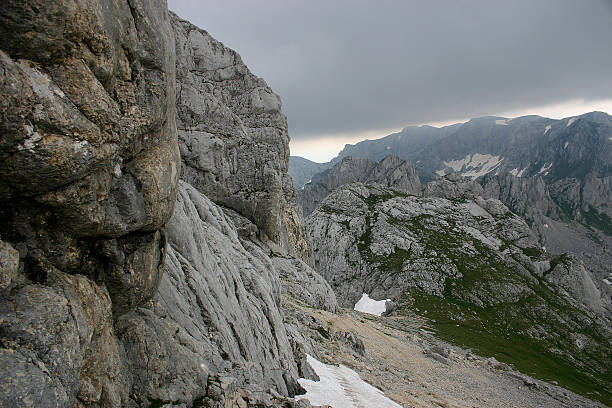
[169,0,612,140]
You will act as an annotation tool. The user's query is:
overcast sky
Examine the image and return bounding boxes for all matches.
[169,0,612,161]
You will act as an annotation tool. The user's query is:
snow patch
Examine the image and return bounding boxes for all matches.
[435,169,446,177]
[567,118,576,127]
[297,355,402,408]
[495,119,508,125]
[464,201,490,218]
[354,293,389,316]
[460,225,501,250]
[444,155,472,172]
[445,153,504,179]
[538,162,553,176]
[386,146,391,150]
[564,141,569,149]
[443,153,504,179]
[509,166,529,177]
[544,125,551,134]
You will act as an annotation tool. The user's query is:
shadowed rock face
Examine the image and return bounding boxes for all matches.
[171,13,310,261]
[0,0,179,314]
[0,0,178,406]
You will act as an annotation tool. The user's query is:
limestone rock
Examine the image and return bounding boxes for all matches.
[272,256,339,313]
[0,240,19,290]
[0,0,180,314]
[171,13,309,261]
[116,181,304,403]
[0,271,126,408]
[299,155,421,216]
[307,179,611,397]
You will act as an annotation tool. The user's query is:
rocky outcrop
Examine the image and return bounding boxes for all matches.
[171,13,309,261]
[115,181,318,405]
[308,180,539,307]
[299,155,421,215]
[307,177,612,399]
[481,173,559,224]
[0,1,179,406]
[0,2,328,406]
[482,172,612,314]
[0,0,179,314]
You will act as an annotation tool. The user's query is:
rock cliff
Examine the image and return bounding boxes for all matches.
[0,2,328,407]
[172,13,310,261]
[1,0,179,405]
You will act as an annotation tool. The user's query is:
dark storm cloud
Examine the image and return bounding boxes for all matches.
[169,0,612,140]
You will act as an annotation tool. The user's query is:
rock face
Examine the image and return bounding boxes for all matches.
[0,0,180,313]
[172,13,309,261]
[0,2,331,407]
[299,155,421,216]
[481,172,612,313]
[0,0,179,406]
[116,181,322,404]
[307,176,612,401]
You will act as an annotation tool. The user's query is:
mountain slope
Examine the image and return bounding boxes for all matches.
[307,178,612,405]
[332,124,462,165]
[288,156,333,189]
[299,155,421,215]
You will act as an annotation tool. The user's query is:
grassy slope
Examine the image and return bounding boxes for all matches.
[352,193,611,405]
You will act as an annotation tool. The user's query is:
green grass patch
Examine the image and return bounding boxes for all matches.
[581,205,612,236]
[409,288,611,406]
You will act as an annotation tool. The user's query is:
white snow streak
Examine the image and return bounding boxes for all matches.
[538,162,553,176]
[544,125,551,134]
[495,119,508,126]
[464,201,491,218]
[564,141,569,149]
[297,355,402,408]
[567,118,576,127]
[354,293,389,316]
[443,153,504,180]
[460,225,501,250]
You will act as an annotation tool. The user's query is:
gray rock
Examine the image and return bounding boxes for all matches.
[0,0,180,314]
[0,240,19,290]
[544,254,604,314]
[300,155,421,216]
[307,180,611,390]
[171,13,309,261]
[116,181,303,402]
[0,271,126,408]
[272,256,338,312]
[308,181,539,307]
